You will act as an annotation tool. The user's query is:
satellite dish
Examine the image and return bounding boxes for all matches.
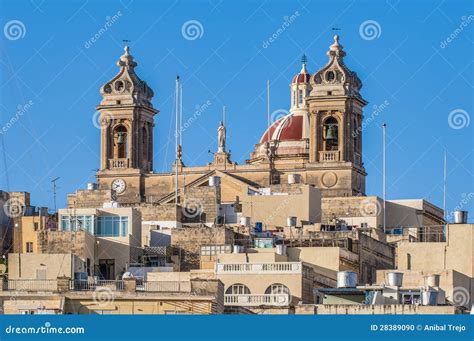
[122,272,134,280]
[0,264,7,274]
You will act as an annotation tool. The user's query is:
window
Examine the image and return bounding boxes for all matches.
[225,284,250,295]
[60,215,94,234]
[200,245,232,256]
[33,222,39,231]
[265,283,290,295]
[26,242,33,253]
[298,89,303,104]
[96,216,128,237]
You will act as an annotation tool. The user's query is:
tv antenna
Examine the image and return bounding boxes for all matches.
[51,177,60,213]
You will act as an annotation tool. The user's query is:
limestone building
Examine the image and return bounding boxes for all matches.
[68,36,368,217]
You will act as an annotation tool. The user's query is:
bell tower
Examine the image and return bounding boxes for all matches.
[307,36,367,196]
[96,46,157,202]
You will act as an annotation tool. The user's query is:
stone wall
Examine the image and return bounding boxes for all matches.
[182,186,220,224]
[171,226,234,271]
[67,189,112,208]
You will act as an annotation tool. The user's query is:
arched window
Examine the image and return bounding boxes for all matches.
[142,126,148,162]
[114,125,128,159]
[265,283,290,296]
[225,283,250,295]
[323,117,339,151]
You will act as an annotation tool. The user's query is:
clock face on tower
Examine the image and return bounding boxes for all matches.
[111,178,126,194]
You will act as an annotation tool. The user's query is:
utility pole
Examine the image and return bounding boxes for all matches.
[382,124,386,234]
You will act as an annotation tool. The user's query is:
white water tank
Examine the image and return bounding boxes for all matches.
[453,210,468,224]
[288,174,301,184]
[87,183,97,190]
[209,176,220,187]
[425,274,440,287]
[337,271,358,288]
[276,244,287,256]
[287,216,297,227]
[387,272,403,287]
[233,245,244,254]
[240,216,251,227]
[422,290,438,306]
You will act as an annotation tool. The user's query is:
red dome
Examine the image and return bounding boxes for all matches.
[259,114,303,144]
[292,72,310,84]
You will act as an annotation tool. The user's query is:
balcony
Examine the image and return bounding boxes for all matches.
[108,158,129,169]
[216,262,302,274]
[4,279,58,292]
[319,151,340,162]
[224,294,289,306]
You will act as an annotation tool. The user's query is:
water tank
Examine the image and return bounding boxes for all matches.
[337,271,358,288]
[453,210,468,224]
[233,245,244,254]
[255,222,263,232]
[87,183,97,190]
[240,216,251,227]
[387,272,403,287]
[422,290,438,306]
[423,274,440,287]
[288,174,301,184]
[287,216,297,227]
[276,244,287,256]
[209,176,221,187]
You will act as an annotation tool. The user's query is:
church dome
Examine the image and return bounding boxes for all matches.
[259,113,304,144]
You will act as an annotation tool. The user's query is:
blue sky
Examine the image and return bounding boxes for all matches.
[0,0,473,220]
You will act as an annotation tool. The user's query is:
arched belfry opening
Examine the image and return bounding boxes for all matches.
[113,125,128,159]
[323,117,339,151]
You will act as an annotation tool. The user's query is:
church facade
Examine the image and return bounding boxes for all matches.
[68,36,369,219]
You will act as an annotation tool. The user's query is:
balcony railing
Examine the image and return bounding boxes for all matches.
[5,279,58,292]
[72,280,124,291]
[319,151,340,162]
[136,281,191,293]
[108,158,129,169]
[224,294,289,306]
[216,262,302,274]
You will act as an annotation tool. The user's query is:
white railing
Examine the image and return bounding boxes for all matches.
[319,151,340,162]
[136,281,191,293]
[224,294,289,306]
[216,262,301,274]
[6,279,58,292]
[72,280,124,291]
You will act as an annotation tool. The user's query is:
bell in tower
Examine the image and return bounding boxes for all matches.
[306,35,367,196]
[96,46,158,173]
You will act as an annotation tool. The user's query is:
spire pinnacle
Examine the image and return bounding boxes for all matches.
[327,34,345,58]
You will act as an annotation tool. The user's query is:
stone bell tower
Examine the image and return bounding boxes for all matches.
[96,46,158,202]
[307,35,367,196]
